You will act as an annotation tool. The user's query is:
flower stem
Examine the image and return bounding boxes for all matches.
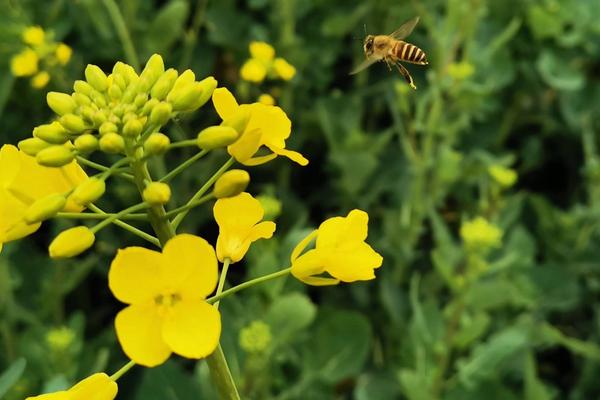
[206,267,292,304]
[159,149,208,182]
[110,360,136,381]
[214,258,231,310]
[76,156,134,181]
[164,194,214,218]
[56,212,147,220]
[102,0,140,70]
[88,203,160,246]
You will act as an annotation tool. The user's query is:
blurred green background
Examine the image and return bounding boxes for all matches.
[2,0,600,399]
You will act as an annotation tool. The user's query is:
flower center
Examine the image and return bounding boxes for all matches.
[155,292,181,308]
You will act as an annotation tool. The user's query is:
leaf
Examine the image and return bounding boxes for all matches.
[265,292,316,345]
[523,351,554,400]
[354,371,401,400]
[537,322,600,361]
[453,312,491,349]
[537,50,585,91]
[142,0,189,57]
[398,367,433,400]
[0,358,26,398]
[134,360,201,400]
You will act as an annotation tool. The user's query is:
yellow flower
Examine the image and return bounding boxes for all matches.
[447,61,475,80]
[249,41,275,63]
[488,165,517,188]
[11,48,39,77]
[22,26,45,46]
[55,43,73,65]
[212,87,308,166]
[240,59,267,83]
[273,58,296,81]
[109,234,221,367]
[460,217,502,251]
[290,209,383,286]
[213,192,276,263]
[0,145,87,251]
[25,372,117,400]
[258,93,275,106]
[31,71,50,88]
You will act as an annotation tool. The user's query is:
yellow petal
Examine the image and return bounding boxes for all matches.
[317,209,369,249]
[290,229,318,262]
[290,249,326,282]
[162,234,218,299]
[298,276,340,286]
[109,247,164,305]
[265,144,308,166]
[115,304,171,367]
[227,128,263,163]
[25,391,68,399]
[0,145,21,187]
[68,373,118,400]
[325,242,383,282]
[241,154,278,167]
[214,192,264,232]
[246,105,291,143]
[212,88,239,120]
[162,299,221,359]
[0,188,39,243]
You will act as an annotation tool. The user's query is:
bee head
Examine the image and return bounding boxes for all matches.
[363,35,375,57]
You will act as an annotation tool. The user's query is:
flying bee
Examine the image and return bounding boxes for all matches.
[350,16,428,89]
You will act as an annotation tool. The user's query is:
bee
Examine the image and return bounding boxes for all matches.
[350,16,428,89]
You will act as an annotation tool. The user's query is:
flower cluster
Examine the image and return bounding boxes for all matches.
[10,26,72,89]
[240,42,296,84]
[460,216,503,252]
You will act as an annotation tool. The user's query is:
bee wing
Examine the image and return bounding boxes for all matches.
[349,57,379,75]
[389,16,420,40]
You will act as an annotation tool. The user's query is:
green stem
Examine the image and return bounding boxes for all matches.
[206,345,241,400]
[76,156,134,181]
[110,360,136,381]
[179,0,209,69]
[56,212,147,220]
[164,194,214,218]
[214,258,231,310]
[88,203,160,247]
[159,149,208,182]
[171,157,235,230]
[168,139,199,149]
[102,0,140,70]
[207,267,292,304]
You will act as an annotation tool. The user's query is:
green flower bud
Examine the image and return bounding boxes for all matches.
[123,118,143,138]
[122,112,137,125]
[112,104,125,118]
[134,93,149,109]
[143,182,171,205]
[108,84,122,100]
[72,93,92,107]
[256,194,282,220]
[190,77,218,110]
[60,114,87,133]
[221,106,251,134]
[149,102,173,126]
[121,85,138,104]
[144,133,170,156]
[99,133,125,153]
[141,98,160,116]
[140,54,165,86]
[92,110,108,126]
[197,126,239,150]
[80,106,96,124]
[71,177,106,206]
[113,61,138,85]
[73,80,94,96]
[33,122,69,144]
[36,145,74,167]
[90,90,107,108]
[109,114,121,125]
[47,92,77,116]
[24,193,67,224]
[213,169,250,198]
[49,226,95,258]
[74,134,99,153]
[85,64,108,92]
[113,74,127,90]
[151,68,178,100]
[168,82,205,112]
[19,137,52,156]
[171,69,195,92]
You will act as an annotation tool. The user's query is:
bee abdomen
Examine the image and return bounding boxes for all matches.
[394,42,427,65]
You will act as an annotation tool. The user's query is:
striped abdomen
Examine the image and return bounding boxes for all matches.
[391,41,428,65]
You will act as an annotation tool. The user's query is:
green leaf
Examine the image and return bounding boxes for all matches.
[354,372,401,400]
[537,322,600,361]
[0,358,26,398]
[265,292,316,345]
[537,50,585,91]
[524,351,554,400]
[134,360,201,400]
[453,312,491,349]
[142,0,189,57]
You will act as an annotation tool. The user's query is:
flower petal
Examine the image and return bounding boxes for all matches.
[162,234,218,299]
[0,188,39,243]
[162,299,221,359]
[109,247,164,305]
[0,145,21,187]
[25,391,68,399]
[325,242,383,282]
[290,249,326,282]
[241,154,278,166]
[227,128,262,163]
[214,192,264,232]
[248,221,276,242]
[68,373,118,400]
[290,230,318,263]
[212,88,239,120]
[265,144,309,166]
[115,304,171,367]
[317,209,369,249]
[247,105,291,143]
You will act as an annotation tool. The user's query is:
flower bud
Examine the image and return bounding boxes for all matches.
[99,133,125,153]
[73,80,94,96]
[49,226,95,258]
[144,133,170,155]
[123,118,143,138]
[151,68,178,100]
[90,90,107,108]
[92,110,108,126]
[99,121,118,136]
[167,82,204,112]
[85,64,108,92]
[72,93,92,107]
[134,93,149,109]
[221,106,251,134]
[80,106,96,123]
[60,114,87,133]
[257,194,282,220]
[143,182,171,205]
[149,102,173,126]
[113,73,127,89]
[189,77,217,110]
[19,137,51,156]
[197,126,239,150]
[36,145,74,167]
[171,69,195,92]
[140,54,165,87]
[47,92,77,116]
[74,134,99,153]
[108,83,122,100]
[24,194,67,223]
[213,169,250,198]
[71,178,106,205]
[33,122,69,144]
[113,61,138,85]
[141,98,159,116]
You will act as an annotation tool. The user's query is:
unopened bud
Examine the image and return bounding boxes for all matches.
[143,182,171,205]
[71,178,106,206]
[213,169,250,198]
[151,69,178,101]
[92,110,108,126]
[190,77,217,110]
[123,118,143,138]
[49,226,95,258]
[85,64,108,92]
[221,106,251,134]
[47,92,77,116]
[73,80,94,96]
[134,93,149,109]
[113,61,138,85]
[108,84,122,100]
[74,134,99,153]
[90,90,107,108]
[167,82,204,112]
[149,102,173,126]
[140,54,165,87]
[72,93,91,107]
[256,195,282,220]
[33,122,68,144]
[141,98,159,116]
[197,126,239,150]
[60,114,87,133]
[99,133,125,153]
[36,145,74,167]
[171,69,195,92]
[19,137,51,156]
[24,194,67,223]
[99,121,118,136]
[144,133,170,155]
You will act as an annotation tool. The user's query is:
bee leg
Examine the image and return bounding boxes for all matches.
[384,57,393,71]
[395,62,417,90]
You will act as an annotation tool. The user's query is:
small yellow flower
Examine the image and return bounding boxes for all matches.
[447,61,475,80]
[240,59,267,83]
[109,234,221,367]
[11,48,39,77]
[290,209,383,286]
[460,217,502,251]
[22,26,45,46]
[239,320,272,353]
[249,41,275,63]
[488,165,517,188]
[212,87,308,166]
[273,58,296,81]
[258,93,275,106]
[46,326,76,351]
[55,43,73,65]
[213,192,276,263]
[31,71,50,88]
[25,372,117,400]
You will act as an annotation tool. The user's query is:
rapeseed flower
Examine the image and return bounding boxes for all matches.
[109,234,221,367]
[290,209,383,286]
[460,217,503,251]
[11,48,39,77]
[258,93,275,105]
[212,87,308,166]
[213,192,276,263]
[240,41,296,83]
[22,26,45,46]
[488,165,517,188]
[25,372,117,400]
